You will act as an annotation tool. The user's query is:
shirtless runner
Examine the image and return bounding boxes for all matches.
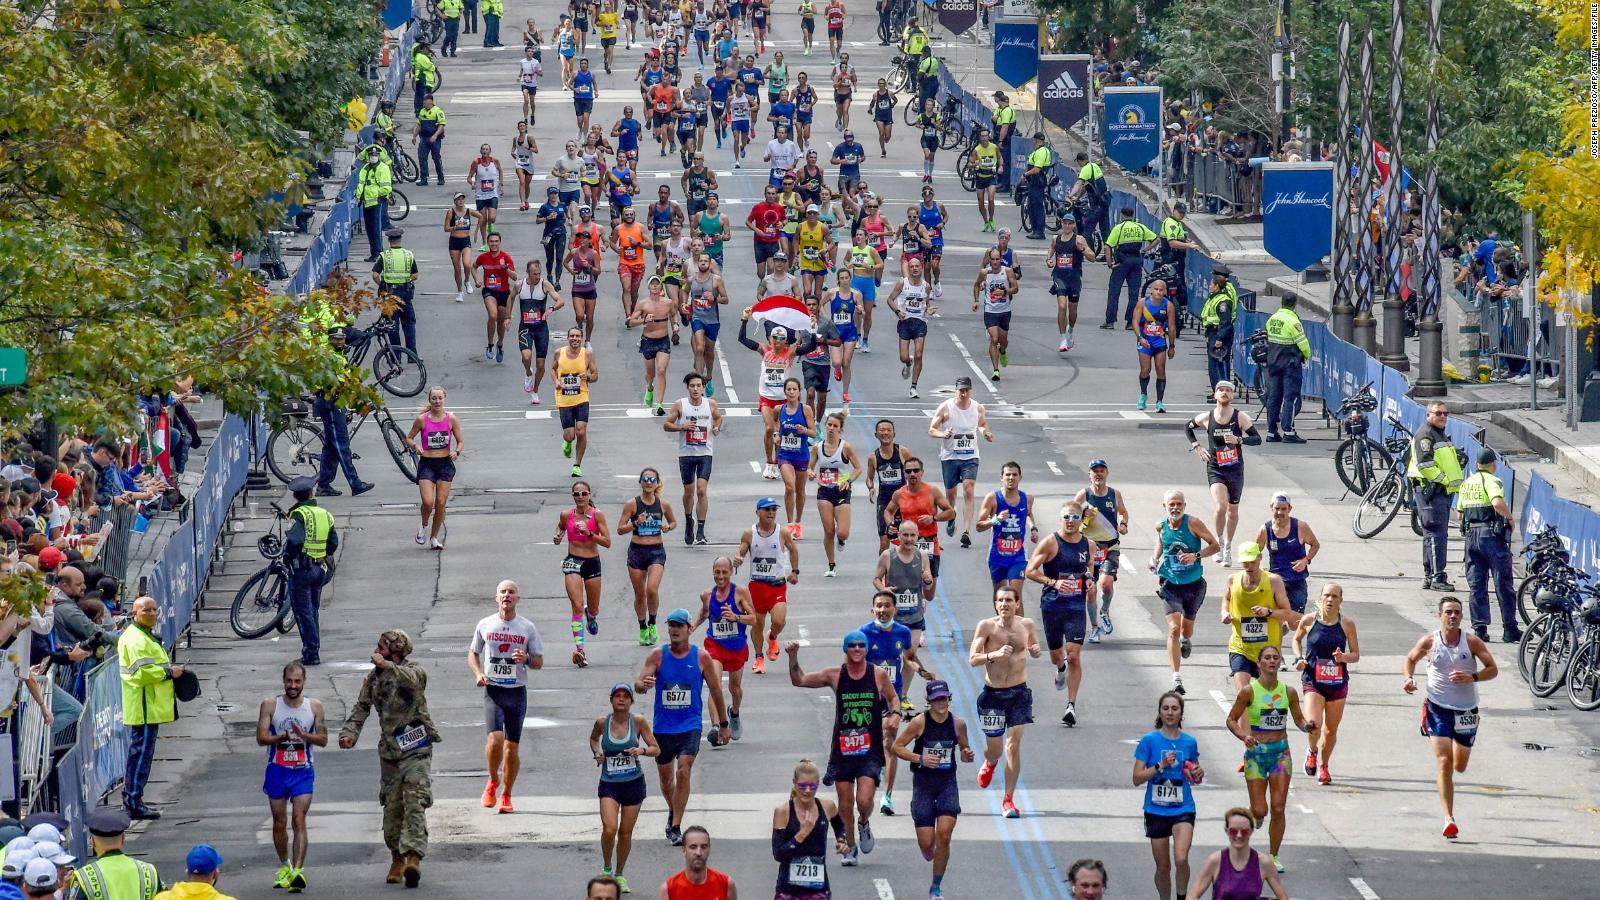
[967,586,1041,818]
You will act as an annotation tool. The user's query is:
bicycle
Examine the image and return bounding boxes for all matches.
[416,0,447,46]
[1351,416,1426,539]
[376,134,420,184]
[1332,382,1385,495]
[937,100,970,151]
[1561,593,1600,710]
[345,316,427,398]
[1517,525,1581,624]
[229,503,339,639]
[886,55,915,94]
[266,397,419,485]
[1013,174,1067,236]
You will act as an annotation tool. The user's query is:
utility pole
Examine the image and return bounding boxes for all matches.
[1352,30,1378,354]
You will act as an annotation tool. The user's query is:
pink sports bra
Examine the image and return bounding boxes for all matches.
[420,412,454,453]
[567,508,598,543]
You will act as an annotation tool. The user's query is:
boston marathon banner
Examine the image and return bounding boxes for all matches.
[1101,85,1162,172]
[1037,55,1090,131]
[993,18,1039,87]
[1262,162,1335,272]
[937,0,977,34]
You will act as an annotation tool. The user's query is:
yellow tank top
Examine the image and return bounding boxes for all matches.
[555,348,591,408]
[1226,571,1280,660]
[797,221,827,268]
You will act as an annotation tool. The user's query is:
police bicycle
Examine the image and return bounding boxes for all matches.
[229,502,339,639]
[344,315,427,398]
[1516,571,1591,697]
[1013,171,1070,236]
[266,394,420,486]
[1332,382,1385,495]
[1517,525,1585,625]
[1351,416,1428,539]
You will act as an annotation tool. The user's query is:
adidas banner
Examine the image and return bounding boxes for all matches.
[937,0,978,34]
[993,18,1039,87]
[1037,55,1090,131]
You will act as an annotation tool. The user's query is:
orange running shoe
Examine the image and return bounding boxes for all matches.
[481,780,499,808]
[498,794,514,814]
[766,637,781,660]
[752,656,767,674]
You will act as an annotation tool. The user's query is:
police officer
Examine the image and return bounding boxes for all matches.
[1201,265,1237,394]
[1408,401,1463,593]
[413,94,448,187]
[339,630,439,888]
[1023,133,1055,241]
[1457,449,1521,643]
[372,228,420,353]
[438,0,463,55]
[1100,206,1155,326]
[916,48,939,106]
[1065,151,1109,247]
[992,92,1016,177]
[1263,292,1310,442]
[356,145,394,262]
[117,596,180,820]
[313,329,374,499]
[411,42,439,111]
[373,101,398,154]
[285,477,338,667]
[65,808,158,900]
[1159,201,1199,307]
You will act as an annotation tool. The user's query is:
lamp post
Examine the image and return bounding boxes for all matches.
[1413,0,1447,396]
[1330,20,1355,341]
[1352,29,1378,354]
[1377,0,1410,372]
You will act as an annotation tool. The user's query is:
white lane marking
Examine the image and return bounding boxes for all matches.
[873,879,896,900]
[714,338,741,404]
[1350,877,1381,900]
[524,410,552,419]
[1296,803,1314,815]
[1208,689,1231,714]
[1046,461,1063,476]
[1120,410,1152,420]
[946,333,999,398]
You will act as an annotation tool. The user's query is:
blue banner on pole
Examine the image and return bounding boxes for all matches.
[1262,163,1335,272]
[385,0,412,29]
[993,19,1039,88]
[1101,86,1162,172]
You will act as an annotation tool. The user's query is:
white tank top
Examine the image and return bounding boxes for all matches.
[474,160,501,199]
[898,278,929,319]
[939,399,981,461]
[815,439,846,488]
[676,397,714,457]
[1425,629,1478,711]
[519,279,547,302]
[748,521,789,583]
[982,271,1013,314]
[269,695,316,769]
[758,347,794,401]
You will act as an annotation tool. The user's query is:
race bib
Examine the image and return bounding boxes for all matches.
[1152,781,1183,806]
[752,558,779,579]
[1257,708,1286,730]
[904,298,925,315]
[685,425,709,446]
[1313,661,1343,685]
[896,590,920,612]
[273,740,308,768]
[561,556,583,574]
[832,307,852,324]
[1453,709,1479,734]
[979,709,1006,735]
[710,619,740,640]
[488,657,517,683]
[636,514,662,537]
[605,754,641,777]
[1143,320,1164,337]
[818,469,839,487]
[662,685,692,709]
[560,374,582,395]
[1214,446,1240,466]
[916,537,935,555]
[952,433,975,452]
[763,366,785,386]
[788,858,826,889]
[780,433,802,451]
[1241,618,1268,643]
[426,431,449,451]
[394,721,430,752]
[802,247,821,260]
[923,740,954,769]
[837,727,870,756]
[521,308,544,324]
[997,536,1022,555]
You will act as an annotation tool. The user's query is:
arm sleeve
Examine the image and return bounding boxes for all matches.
[737,317,760,351]
[1185,420,1200,444]
[772,830,800,860]
[829,813,847,840]
[1241,424,1263,446]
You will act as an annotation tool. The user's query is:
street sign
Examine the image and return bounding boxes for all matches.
[0,348,26,386]
[937,0,978,35]
[1037,55,1091,131]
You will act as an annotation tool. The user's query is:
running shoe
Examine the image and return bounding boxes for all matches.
[946,519,956,537]
[498,794,514,814]
[1087,626,1101,644]
[858,820,875,853]
[1061,703,1077,727]
[644,388,655,408]
[929,888,943,899]
[571,464,583,477]
[531,391,541,405]
[1304,748,1319,777]
[563,439,574,458]
[1054,665,1067,691]
[1155,401,1166,413]
[415,527,427,546]
[653,405,666,416]
[496,345,505,363]
[767,637,780,660]
[860,338,871,352]
[730,712,743,740]
[1220,541,1232,567]
[1065,333,1075,350]
[899,698,914,713]
[586,613,599,635]
[880,792,894,816]
[839,847,859,867]
[1180,637,1192,659]
[666,824,683,846]
[616,874,630,894]
[999,349,1008,367]
[751,656,766,674]
[909,384,919,398]
[695,528,708,546]
[706,381,714,397]
[795,523,805,540]
[1318,765,1332,785]
[573,648,588,667]
[1172,673,1185,695]
[1058,336,1071,352]
[273,865,293,889]
[833,364,843,381]
[639,626,651,646]
[482,780,499,808]
[1271,854,1284,873]
[455,290,465,303]
[842,392,851,410]
[933,285,943,299]
[485,344,494,360]
[991,369,1000,382]
[524,375,534,392]
[647,623,658,645]
[902,362,911,379]
[1442,819,1458,838]
[960,531,972,548]
[763,462,779,479]
[285,868,307,893]
[977,760,995,788]
[1100,611,1113,634]
[1137,394,1147,411]
[431,537,445,551]
[824,565,836,578]
[1001,797,1020,818]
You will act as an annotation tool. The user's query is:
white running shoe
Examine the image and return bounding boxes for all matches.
[430,537,445,551]
[933,285,943,299]
[530,391,541,405]
[763,462,779,480]
[1220,541,1232,567]
[455,290,465,303]
[415,527,427,545]
[524,375,534,392]
[908,384,919,398]
[1054,665,1067,691]
[1058,337,1071,352]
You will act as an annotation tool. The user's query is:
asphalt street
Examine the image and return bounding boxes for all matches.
[134,5,1600,899]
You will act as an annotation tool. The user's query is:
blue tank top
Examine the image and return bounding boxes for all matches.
[1139,296,1169,340]
[863,620,911,695]
[653,645,704,734]
[988,490,1028,564]
[1083,486,1119,543]
[643,67,664,87]
[1040,533,1090,606]
[1264,518,1307,583]
[777,403,809,458]
[1303,616,1349,688]
[918,202,944,245]
[828,291,857,328]
[1157,515,1203,585]
[706,583,747,651]
[651,202,674,232]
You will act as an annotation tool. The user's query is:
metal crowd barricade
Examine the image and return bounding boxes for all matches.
[87,505,133,583]
[1466,283,1562,379]
[16,676,52,812]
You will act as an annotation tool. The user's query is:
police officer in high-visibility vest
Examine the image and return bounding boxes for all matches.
[1408,400,1464,593]
[1066,151,1109,246]
[374,101,398,153]
[1023,132,1055,241]
[438,0,463,56]
[916,48,939,105]
[411,42,439,111]
[1263,292,1310,442]
[991,91,1016,180]
[1201,264,1237,393]
[285,477,339,667]
[1159,201,1200,308]
[1100,206,1155,325]
[66,808,159,900]
[1457,448,1521,643]
[356,145,393,263]
[371,228,420,353]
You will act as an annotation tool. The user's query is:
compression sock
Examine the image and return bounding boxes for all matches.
[923,159,933,177]
[932,874,944,891]
[648,614,657,626]
[1139,375,1150,396]
[1156,378,1167,403]
[638,617,648,629]
[571,614,584,647]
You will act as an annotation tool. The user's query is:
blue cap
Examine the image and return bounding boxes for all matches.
[666,608,692,626]
[186,844,223,875]
[610,682,634,697]
[842,629,868,650]
[925,679,952,701]
[756,497,780,510]
[1088,459,1108,470]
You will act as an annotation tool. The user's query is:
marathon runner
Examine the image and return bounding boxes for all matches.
[574,57,599,137]
[1133,278,1177,412]
[466,144,503,250]
[468,580,544,814]
[772,377,816,536]
[968,586,1042,818]
[1223,644,1315,874]
[868,420,910,553]
[884,257,936,397]
[1074,459,1130,640]
[555,479,612,666]
[511,120,540,211]
[1050,218,1093,352]
[707,63,734,149]
[746,185,786,277]
[733,496,800,674]
[664,371,722,546]
[770,760,848,894]
[1291,583,1358,785]
[916,186,948,290]
[969,128,1002,232]
[625,275,675,414]
[843,230,881,356]
[1186,380,1261,566]
[1133,691,1202,900]
[695,558,755,741]
[861,590,933,816]
[620,468,677,646]
[825,0,846,61]
[870,78,894,156]
[914,98,940,183]
[1149,490,1219,695]
[694,194,731,268]
[590,683,658,895]
[612,106,643,166]
[739,314,814,480]
[1402,596,1497,839]
[682,153,718,219]
[1026,500,1098,726]
[729,88,754,163]
[515,259,565,404]
[1223,542,1297,693]
[972,249,1019,381]
[890,679,971,900]
[977,461,1036,598]
[883,457,954,599]
[786,633,900,866]
[256,662,326,892]
[875,519,934,650]
[765,124,802,189]
[1253,493,1320,614]
[554,327,599,476]
[661,824,737,900]
[635,608,732,847]
[405,387,464,551]
[811,412,861,575]
[929,378,992,546]
[597,2,620,72]
[519,45,543,124]
[824,269,864,408]
[445,193,482,303]
[612,206,651,318]
[1188,809,1291,900]
[471,232,515,363]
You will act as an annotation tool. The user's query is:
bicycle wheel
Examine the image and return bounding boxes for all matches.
[887,65,909,94]
[1517,614,1554,684]
[939,121,963,150]
[1409,504,1423,536]
[1353,471,1404,539]
[231,566,291,639]
[266,420,324,484]
[902,98,920,127]
[389,188,411,222]
[421,18,444,45]
[1564,639,1600,711]
[394,149,419,183]
[1516,574,1541,625]
[1334,436,1386,495]
[1530,623,1578,697]
[956,149,975,192]
[381,413,421,483]
[372,344,427,398]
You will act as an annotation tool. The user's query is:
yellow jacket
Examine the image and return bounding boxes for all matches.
[154,882,237,900]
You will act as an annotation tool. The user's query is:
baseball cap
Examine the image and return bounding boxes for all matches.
[186,844,223,875]
[579,204,594,214]
[842,629,868,650]
[546,186,558,193]
[1478,448,1498,466]
[2,848,34,880]
[610,682,634,698]
[22,857,55,890]
[925,680,952,701]
[756,496,780,510]
[1236,541,1262,563]
[23,825,60,846]
[954,376,973,388]
[771,251,788,261]
[1271,491,1291,504]
[805,204,820,213]
[1088,459,1109,470]
[30,841,71,866]
[665,608,692,626]
[843,131,854,139]
[993,91,1008,101]
[36,547,63,572]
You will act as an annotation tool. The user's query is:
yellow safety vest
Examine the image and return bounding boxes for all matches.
[1265,308,1310,358]
[380,248,415,285]
[1455,471,1504,525]
[357,160,392,207]
[71,852,159,900]
[292,503,335,560]
[1026,146,1053,170]
[1406,427,1463,492]
[1201,285,1237,327]
[438,0,462,17]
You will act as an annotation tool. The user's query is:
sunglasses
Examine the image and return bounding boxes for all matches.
[1061,514,1082,521]
[640,476,659,484]
[572,490,591,497]
[845,642,867,649]
[905,468,923,475]
[1227,827,1252,837]
[795,781,820,790]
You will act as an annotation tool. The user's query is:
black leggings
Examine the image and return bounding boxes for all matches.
[544,231,565,281]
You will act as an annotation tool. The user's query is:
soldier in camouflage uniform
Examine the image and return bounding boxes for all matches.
[337,629,440,888]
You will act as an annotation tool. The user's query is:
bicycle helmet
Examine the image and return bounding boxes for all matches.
[258,533,284,560]
[1582,595,1600,627]
[1534,587,1568,614]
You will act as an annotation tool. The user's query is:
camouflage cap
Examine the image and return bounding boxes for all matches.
[380,629,413,659]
